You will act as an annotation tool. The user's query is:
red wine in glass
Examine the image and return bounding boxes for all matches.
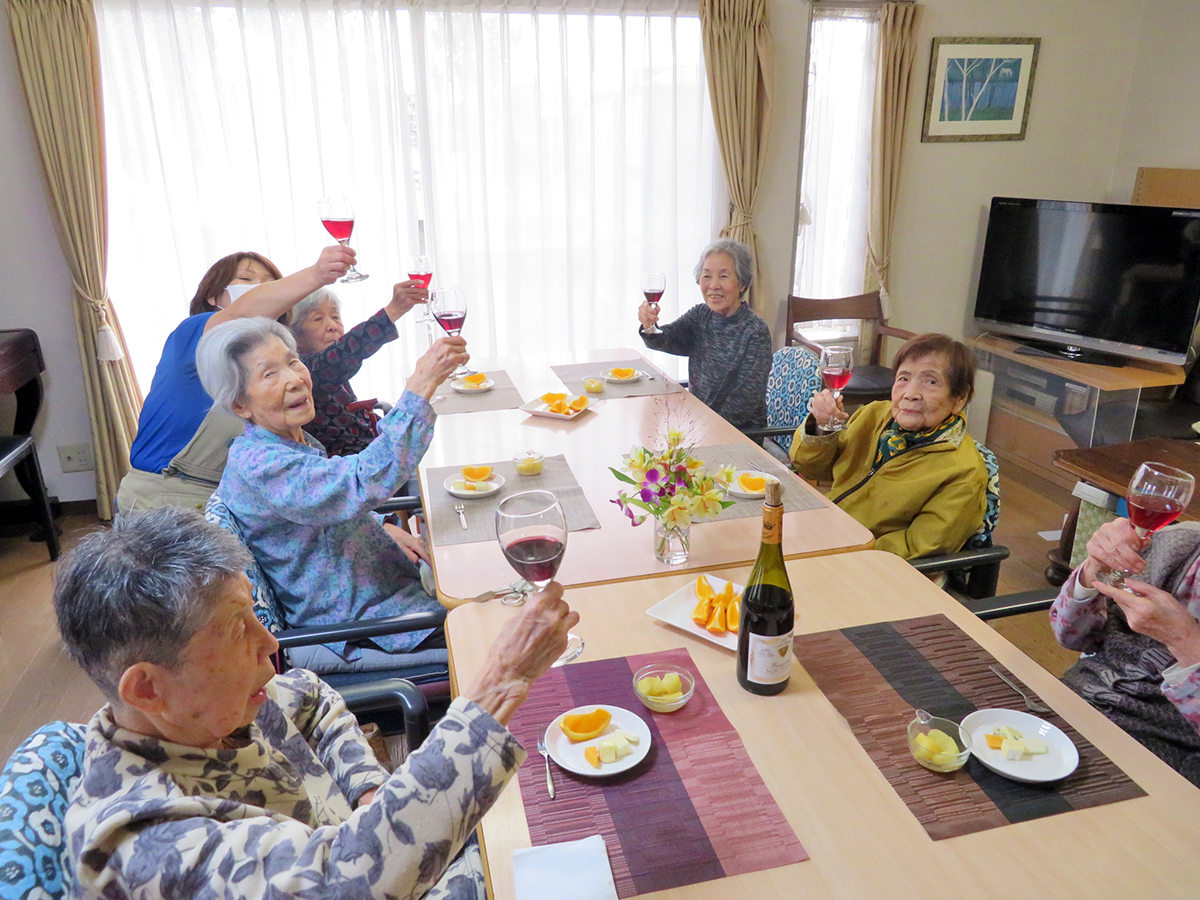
[318,198,368,283]
[429,285,471,377]
[408,272,433,289]
[433,311,466,335]
[1098,461,1195,587]
[1127,495,1185,532]
[821,366,852,392]
[818,346,854,432]
[501,534,565,584]
[321,217,355,242]
[641,272,665,335]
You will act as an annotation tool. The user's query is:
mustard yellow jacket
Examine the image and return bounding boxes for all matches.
[789,400,987,560]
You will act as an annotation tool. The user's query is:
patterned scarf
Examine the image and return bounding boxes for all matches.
[873,413,966,468]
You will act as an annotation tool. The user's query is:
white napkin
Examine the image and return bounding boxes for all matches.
[512,834,619,900]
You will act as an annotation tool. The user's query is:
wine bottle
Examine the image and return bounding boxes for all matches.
[737,478,795,695]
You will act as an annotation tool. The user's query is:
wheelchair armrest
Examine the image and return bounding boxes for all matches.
[339,677,431,750]
[375,495,423,514]
[740,425,801,439]
[274,608,448,650]
[959,587,1058,621]
[908,545,1010,574]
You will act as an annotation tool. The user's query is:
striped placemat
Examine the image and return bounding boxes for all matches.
[429,369,525,414]
[507,647,807,897]
[551,359,685,398]
[791,614,1146,840]
[698,443,824,519]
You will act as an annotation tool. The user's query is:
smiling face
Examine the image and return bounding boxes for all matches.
[140,575,279,748]
[215,257,275,310]
[890,352,968,432]
[697,251,743,317]
[294,299,344,353]
[230,335,315,441]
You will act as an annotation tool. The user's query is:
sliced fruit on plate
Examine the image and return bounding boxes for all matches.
[705,602,726,635]
[584,746,602,769]
[463,372,488,385]
[691,593,711,626]
[560,708,612,742]
[541,392,567,405]
[569,395,589,411]
[461,465,493,482]
[738,472,767,494]
[452,480,487,492]
[548,399,571,415]
[695,575,715,602]
[610,367,636,379]
[727,594,741,633]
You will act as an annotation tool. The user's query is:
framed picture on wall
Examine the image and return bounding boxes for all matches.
[921,37,1041,142]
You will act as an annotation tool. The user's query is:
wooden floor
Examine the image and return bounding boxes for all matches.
[0,466,1080,761]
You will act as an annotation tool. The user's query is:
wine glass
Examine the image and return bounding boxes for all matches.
[408,255,434,323]
[641,272,665,335]
[318,198,369,283]
[495,490,584,666]
[1096,461,1195,587]
[819,345,854,432]
[429,284,471,378]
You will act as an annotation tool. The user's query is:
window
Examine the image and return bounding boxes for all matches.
[97,0,717,399]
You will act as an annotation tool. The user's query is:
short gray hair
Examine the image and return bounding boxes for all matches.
[289,286,340,336]
[693,239,753,296]
[54,507,252,700]
[196,316,297,414]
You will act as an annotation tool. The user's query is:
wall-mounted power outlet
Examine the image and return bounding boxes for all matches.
[57,443,95,473]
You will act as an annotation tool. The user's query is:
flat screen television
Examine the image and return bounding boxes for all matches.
[973,197,1200,366]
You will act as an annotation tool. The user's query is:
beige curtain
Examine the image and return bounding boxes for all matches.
[865,1,922,316]
[699,0,775,308]
[7,0,142,519]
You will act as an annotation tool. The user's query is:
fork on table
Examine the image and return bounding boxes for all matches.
[989,665,1052,713]
[454,502,468,531]
[537,728,556,799]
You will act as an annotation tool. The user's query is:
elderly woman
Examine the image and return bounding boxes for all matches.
[790,333,987,560]
[1051,518,1200,784]
[638,239,772,430]
[118,244,354,513]
[291,281,427,457]
[196,316,467,670]
[56,506,578,899]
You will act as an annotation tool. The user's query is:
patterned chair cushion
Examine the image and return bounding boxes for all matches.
[964,440,1001,550]
[203,490,287,638]
[765,346,823,454]
[0,721,87,900]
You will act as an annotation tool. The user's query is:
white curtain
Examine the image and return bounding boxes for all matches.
[793,6,879,299]
[97,0,716,399]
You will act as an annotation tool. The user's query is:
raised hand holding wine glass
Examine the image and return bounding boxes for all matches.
[318,198,369,283]
[817,345,854,432]
[429,284,471,378]
[1096,461,1195,588]
[640,272,665,335]
[496,490,584,665]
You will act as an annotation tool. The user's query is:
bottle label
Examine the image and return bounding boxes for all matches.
[745,631,793,684]
[760,504,783,546]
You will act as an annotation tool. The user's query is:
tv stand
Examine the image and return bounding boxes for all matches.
[1014,340,1125,368]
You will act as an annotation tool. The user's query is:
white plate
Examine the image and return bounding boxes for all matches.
[451,377,494,394]
[544,705,653,777]
[645,575,743,651]
[960,708,1079,783]
[443,472,505,499]
[519,397,603,421]
[601,368,643,383]
[727,470,772,499]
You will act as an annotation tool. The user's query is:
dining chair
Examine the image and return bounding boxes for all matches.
[739,346,824,460]
[786,292,914,405]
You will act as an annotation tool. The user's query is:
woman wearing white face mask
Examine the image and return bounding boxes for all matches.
[117,246,356,514]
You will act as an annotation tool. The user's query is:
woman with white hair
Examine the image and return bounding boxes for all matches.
[57,506,578,899]
[196,316,467,670]
[291,279,427,456]
[638,238,772,430]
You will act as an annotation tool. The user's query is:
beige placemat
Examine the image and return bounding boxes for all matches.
[696,443,825,519]
[424,454,601,546]
[430,369,525,415]
[551,359,685,398]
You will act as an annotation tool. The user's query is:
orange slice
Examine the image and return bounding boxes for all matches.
[560,708,612,742]
[541,392,567,405]
[717,579,735,609]
[464,372,488,385]
[695,575,715,602]
[569,396,589,412]
[610,367,636,380]
[738,472,767,494]
[705,602,726,635]
[727,594,741,633]
[461,465,493,482]
[691,593,711,626]
[584,745,602,768]
[548,400,570,415]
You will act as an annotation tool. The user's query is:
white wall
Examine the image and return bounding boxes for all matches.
[0,3,99,504]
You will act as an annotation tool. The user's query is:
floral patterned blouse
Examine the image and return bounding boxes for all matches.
[219,391,441,656]
[65,669,524,899]
[302,308,398,457]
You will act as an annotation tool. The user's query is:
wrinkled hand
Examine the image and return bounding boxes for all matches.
[1078,518,1148,588]
[386,280,429,321]
[808,388,846,431]
[313,245,355,285]
[383,522,430,565]
[1094,578,1200,667]
[637,300,660,330]
[462,582,580,725]
[405,336,469,399]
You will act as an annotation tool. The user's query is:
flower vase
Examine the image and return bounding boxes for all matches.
[653,517,691,565]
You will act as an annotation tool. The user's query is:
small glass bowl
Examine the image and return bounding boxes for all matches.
[583,377,605,393]
[907,713,971,773]
[632,663,695,713]
[512,450,545,476]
